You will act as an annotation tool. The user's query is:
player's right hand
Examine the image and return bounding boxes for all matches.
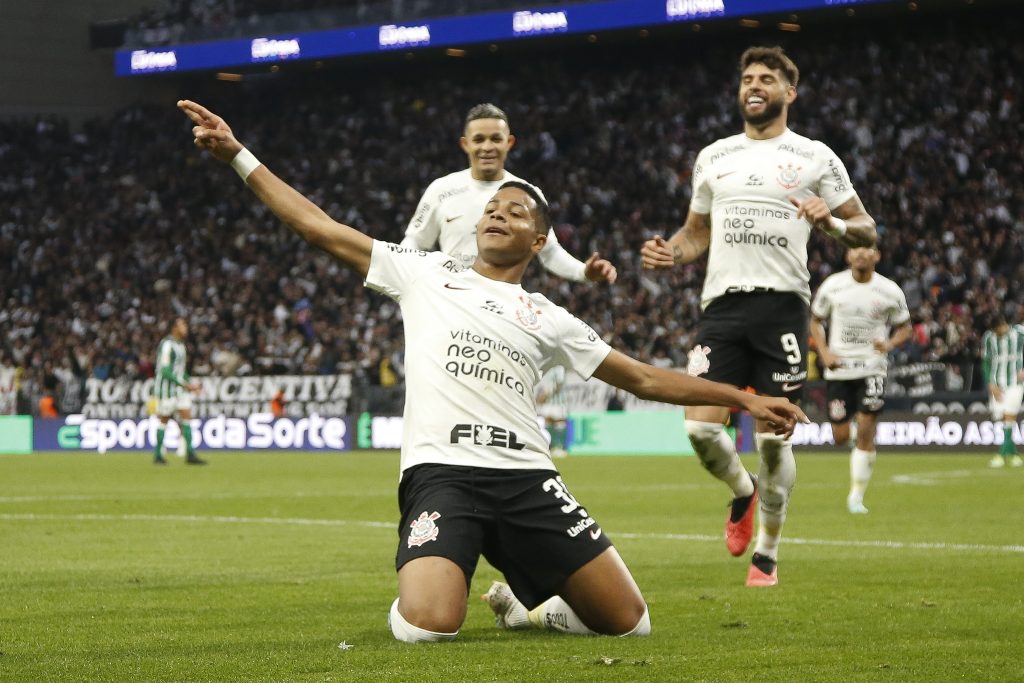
[744,395,809,438]
[177,100,244,163]
[640,236,676,270]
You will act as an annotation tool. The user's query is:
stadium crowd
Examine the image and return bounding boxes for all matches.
[2,11,1022,416]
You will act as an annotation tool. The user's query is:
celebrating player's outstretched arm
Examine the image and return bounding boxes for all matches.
[593,350,805,436]
[177,100,373,276]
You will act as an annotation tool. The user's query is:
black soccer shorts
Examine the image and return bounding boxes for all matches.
[395,463,613,610]
[826,375,886,422]
[692,291,808,400]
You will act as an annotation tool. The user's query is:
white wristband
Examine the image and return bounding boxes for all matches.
[824,216,848,238]
[230,148,261,182]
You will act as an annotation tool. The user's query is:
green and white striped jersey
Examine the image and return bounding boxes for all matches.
[982,326,1024,389]
[153,336,189,399]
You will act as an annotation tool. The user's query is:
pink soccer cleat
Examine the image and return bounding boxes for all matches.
[725,474,758,556]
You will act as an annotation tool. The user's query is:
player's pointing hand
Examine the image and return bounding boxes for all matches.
[583,252,617,284]
[177,100,243,162]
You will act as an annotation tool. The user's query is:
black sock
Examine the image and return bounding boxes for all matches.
[751,552,776,574]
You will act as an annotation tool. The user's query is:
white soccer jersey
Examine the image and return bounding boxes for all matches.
[401,169,585,280]
[365,241,611,473]
[810,270,910,380]
[690,129,857,308]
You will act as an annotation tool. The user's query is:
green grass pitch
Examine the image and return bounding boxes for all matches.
[1,450,1020,682]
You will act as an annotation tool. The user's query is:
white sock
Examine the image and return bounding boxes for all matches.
[849,448,876,503]
[176,423,187,456]
[753,433,796,560]
[387,598,459,643]
[528,596,597,635]
[620,606,651,637]
[686,420,754,497]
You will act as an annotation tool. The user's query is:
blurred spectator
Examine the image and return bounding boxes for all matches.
[2,10,1023,415]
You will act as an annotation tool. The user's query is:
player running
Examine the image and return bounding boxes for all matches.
[641,46,876,586]
[981,316,1024,468]
[810,245,912,513]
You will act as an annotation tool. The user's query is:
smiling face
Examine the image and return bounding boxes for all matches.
[474,187,546,266]
[737,62,795,127]
[461,118,515,182]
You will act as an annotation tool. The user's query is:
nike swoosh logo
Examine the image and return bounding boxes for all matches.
[445,215,462,223]
[444,283,470,290]
[717,171,736,179]
[781,382,803,392]
[590,528,602,540]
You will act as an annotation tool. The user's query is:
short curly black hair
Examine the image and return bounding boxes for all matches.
[740,46,799,87]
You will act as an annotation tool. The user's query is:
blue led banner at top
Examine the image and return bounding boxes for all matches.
[115,0,890,76]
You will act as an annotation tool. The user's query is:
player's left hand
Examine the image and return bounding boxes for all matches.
[744,395,809,438]
[872,339,891,354]
[177,100,244,162]
[788,194,833,232]
[583,252,617,284]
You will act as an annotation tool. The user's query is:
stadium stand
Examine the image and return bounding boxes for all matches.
[2,9,1022,416]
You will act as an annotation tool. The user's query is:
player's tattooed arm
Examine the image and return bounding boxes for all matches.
[640,211,710,269]
[831,195,877,248]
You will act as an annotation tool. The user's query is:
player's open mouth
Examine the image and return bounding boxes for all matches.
[483,225,508,235]
[746,95,766,109]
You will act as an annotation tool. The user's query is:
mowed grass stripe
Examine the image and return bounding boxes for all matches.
[4,511,1022,554]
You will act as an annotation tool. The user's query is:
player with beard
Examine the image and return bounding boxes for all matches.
[641,46,877,586]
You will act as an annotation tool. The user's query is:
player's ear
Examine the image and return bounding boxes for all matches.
[506,134,517,150]
[531,230,547,254]
[785,84,797,105]
[459,136,470,154]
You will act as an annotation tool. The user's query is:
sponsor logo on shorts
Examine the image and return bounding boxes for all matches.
[782,382,804,392]
[407,511,441,548]
[566,516,597,538]
[829,399,847,422]
[772,370,807,383]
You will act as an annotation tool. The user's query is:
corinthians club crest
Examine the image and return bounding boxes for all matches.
[408,511,441,548]
[515,295,543,331]
[776,162,802,190]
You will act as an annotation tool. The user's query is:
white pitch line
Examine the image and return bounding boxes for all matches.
[2,512,1022,554]
[0,512,393,529]
[890,469,975,486]
[614,531,1024,554]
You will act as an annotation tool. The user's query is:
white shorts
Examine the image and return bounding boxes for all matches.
[990,385,1024,420]
[156,393,193,417]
